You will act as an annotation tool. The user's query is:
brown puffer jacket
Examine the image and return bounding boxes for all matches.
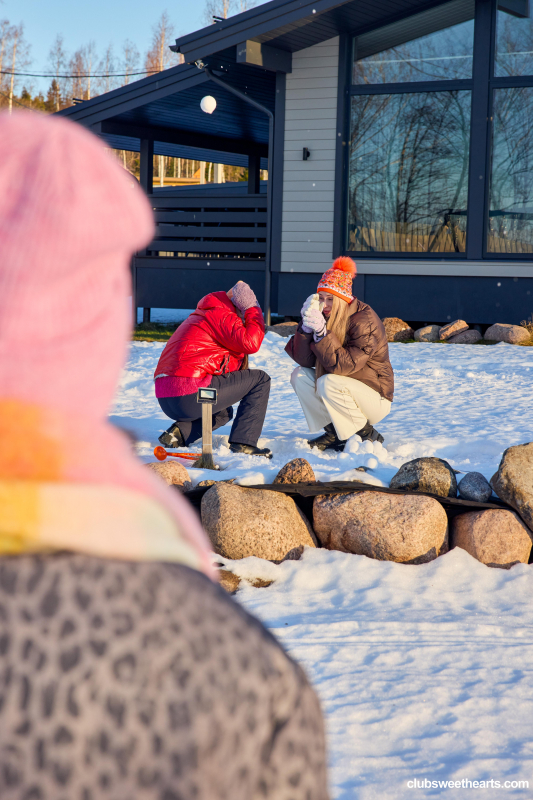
[285,298,394,401]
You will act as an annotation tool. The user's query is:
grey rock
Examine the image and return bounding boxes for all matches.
[218,570,241,594]
[484,323,531,345]
[491,442,533,533]
[266,322,299,338]
[313,491,448,564]
[458,472,492,503]
[414,325,441,343]
[389,457,457,498]
[382,317,415,342]
[201,482,317,560]
[146,460,192,491]
[447,330,482,344]
[274,458,316,485]
[452,509,532,568]
[439,320,469,340]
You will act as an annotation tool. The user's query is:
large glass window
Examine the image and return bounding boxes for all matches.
[347,92,471,253]
[495,1,533,76]
[488,87,533,253]
[353,0,475,84]
[353,20,474,84]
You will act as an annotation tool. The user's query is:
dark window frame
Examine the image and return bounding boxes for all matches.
[334,0,533,261]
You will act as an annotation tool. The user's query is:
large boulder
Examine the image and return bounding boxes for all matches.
[201,483,317,560]
[146,460,192,490]
[389,457,457,498]
[266,321,299,338]
[382,317,414,342]
[439,320,469,340]
[313,491,448,564]
[484,323,531,344]
[414,325,441,343]
[274,458,316,485]
[491,443,533,533]
[458,472,492,503]
[451,509,532,568]
[447,330,482,344]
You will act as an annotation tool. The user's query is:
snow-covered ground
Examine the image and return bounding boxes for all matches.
[112,332,533,798]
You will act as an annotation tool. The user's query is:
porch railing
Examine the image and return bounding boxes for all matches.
[133,190,268,314]
[145,191,267,259]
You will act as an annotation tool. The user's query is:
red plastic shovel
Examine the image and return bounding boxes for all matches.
[153,446,198,462]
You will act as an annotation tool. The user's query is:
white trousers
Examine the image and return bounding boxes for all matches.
[290,366,392,441]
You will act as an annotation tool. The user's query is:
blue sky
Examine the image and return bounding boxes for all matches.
[2,0,210,92]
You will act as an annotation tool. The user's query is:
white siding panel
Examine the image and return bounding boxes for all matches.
[283,201,335,212]
[285,117,336,131]
[284,98,338,111]
[285,77,338,90]
[283,211,335,222]
[283,180,335,192]
[281,37,339,274]
[282,221,334,232]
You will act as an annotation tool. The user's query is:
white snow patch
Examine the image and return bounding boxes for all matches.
[112,332,533,797]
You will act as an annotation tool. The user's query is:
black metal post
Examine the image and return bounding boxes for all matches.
[248,153,261,194]
[139,139,154,324]
[203,67,273,325]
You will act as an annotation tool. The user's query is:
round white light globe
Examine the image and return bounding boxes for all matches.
[200,95,217,114]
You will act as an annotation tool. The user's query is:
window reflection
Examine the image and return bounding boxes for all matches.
[495,4,533,76]
[353,20,474,84]
[489,88,533,254]
[347,92,471,253]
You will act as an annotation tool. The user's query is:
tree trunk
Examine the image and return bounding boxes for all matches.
[8,32,19,114]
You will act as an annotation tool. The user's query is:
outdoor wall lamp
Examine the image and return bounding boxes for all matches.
[303,147,311,160]
[200,95,217,114]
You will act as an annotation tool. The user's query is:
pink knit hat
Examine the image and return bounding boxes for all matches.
[0,111,216,579]
[317,257,357,303]
[0,111,154,419]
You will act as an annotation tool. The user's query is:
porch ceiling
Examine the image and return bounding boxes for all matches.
[59,53,273,163]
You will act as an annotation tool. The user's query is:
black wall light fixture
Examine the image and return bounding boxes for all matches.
[303,147,310,160]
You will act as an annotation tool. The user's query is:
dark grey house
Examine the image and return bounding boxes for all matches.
[60,0,533,324]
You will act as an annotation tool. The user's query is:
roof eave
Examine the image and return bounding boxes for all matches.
[171,0,350,62]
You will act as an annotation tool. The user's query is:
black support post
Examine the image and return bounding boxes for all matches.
[466,0,495,259]
[248,154,260,194]
[139,138,154,324]
[139,138,154,195]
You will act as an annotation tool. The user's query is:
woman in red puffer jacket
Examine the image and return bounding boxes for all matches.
[155,281,272,458]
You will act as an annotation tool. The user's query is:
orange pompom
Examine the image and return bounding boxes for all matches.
[332,256,357,277]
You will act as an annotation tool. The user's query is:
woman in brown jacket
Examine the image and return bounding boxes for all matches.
[285,257,394,452]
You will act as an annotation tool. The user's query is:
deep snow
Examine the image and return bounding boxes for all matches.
[112,332,533,798]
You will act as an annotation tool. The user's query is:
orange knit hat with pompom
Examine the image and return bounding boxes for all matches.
[317,257,357,302]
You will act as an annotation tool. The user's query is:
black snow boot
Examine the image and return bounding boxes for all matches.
[229,442,272,459]
[158,422,185,449]
[356,421,384,444]
[309,423,347,452]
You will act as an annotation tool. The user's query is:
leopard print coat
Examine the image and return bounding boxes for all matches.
[0,554,329,800]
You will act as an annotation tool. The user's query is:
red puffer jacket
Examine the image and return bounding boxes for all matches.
[154,291,265,379]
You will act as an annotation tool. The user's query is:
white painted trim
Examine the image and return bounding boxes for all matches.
[281,259,533,276]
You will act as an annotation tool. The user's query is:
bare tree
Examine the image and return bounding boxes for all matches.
[144,11,181,74]
[47,34,68,111]
[99,44,116,94]
[68,41,98,101]
[5,23,30,113]
[122,39,139,84]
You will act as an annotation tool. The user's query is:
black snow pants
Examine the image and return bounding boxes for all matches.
[158,368,271,447]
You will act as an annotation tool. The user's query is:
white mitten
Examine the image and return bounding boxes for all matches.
[301,294,323,333]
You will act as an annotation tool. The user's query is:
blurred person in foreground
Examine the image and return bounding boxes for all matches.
[155,281,272,458]
[286,257,394,451]
[0,112,329,800]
